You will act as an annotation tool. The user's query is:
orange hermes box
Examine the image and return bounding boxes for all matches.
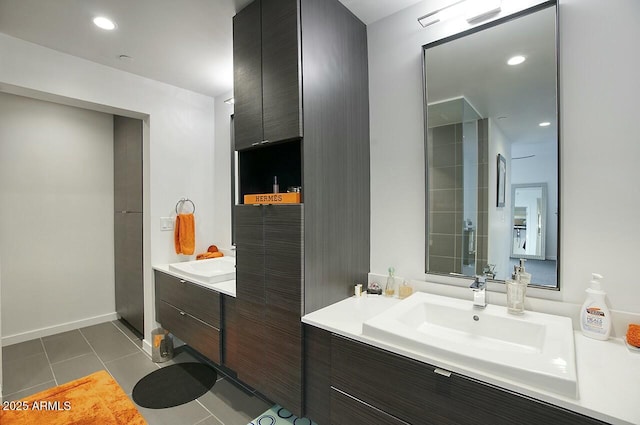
[244,192,301,204]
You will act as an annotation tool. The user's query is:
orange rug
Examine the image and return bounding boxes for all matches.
[0,370,147,425]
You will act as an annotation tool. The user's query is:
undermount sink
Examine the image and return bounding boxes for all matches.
[168,256,235,284]
[362,292,577,398]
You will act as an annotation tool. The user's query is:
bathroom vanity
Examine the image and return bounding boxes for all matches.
[303,294,640,425]
[154,271,222,364]
[153,258,239,371]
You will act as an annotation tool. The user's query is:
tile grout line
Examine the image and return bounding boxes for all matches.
[49,351,97,366]
[102,349,156,367]
[2,380,57,400]
[110,320,148,352]
[193,415,213,425]
[39,338,58,387]
[193,413,224,425]
[77,328,113,378]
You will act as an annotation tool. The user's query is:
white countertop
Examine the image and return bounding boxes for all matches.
[153,263,236,297]
[302,294,640,425]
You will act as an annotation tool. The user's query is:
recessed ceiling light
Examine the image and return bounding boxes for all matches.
[539,121,551,127]
[93,16,116,30]
[507,55,526,66]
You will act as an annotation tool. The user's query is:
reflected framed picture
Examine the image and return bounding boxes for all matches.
[497,154,506,207]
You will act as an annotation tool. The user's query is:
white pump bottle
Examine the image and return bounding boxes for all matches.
[579,273,611,340]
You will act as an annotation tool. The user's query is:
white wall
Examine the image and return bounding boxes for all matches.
[368,0,640,313]
[488,119,512,280]
[0,33,217,346]
[0,92,115,339]
[213,91,235,250]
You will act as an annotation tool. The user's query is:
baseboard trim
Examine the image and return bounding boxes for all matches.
[142,338,152,356]
[1,312,119,346]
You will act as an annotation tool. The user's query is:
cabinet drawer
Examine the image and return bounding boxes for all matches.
[157,300,220,364]
[331,389,409,425]
[331,335,444,425]
[331,335,608,425]
[155,271,221,328]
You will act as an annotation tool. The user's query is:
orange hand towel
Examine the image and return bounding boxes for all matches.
[196,251,224,260]
[174,213,195,255]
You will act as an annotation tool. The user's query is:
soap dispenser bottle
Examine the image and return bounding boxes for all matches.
[580,273,611,340]
[517,259,531,285]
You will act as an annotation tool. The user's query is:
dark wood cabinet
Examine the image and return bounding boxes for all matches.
[157,300,220,364]
[261,0,302,144]
[114,115,143,334]
[331,389,409,425]
[304,325,331,425]
[235,204,304,413]
[329,335,608,425]
[264,205,303,314]
[222,295,240,372]
[233,0,370,417]
[235,206,265,305]
[154,271,222,365]
[232,0,263,150]
[233,0,302,150]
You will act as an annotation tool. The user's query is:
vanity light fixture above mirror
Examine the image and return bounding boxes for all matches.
[418,0,502,28]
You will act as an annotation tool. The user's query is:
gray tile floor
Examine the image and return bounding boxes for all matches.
[1,320,271,425]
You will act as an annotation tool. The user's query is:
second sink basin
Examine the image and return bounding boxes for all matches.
[362,292,577,398]
[168,256,235,284]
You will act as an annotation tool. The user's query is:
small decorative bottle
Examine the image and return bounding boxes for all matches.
[398,280,413,299]
[385,267,396,297]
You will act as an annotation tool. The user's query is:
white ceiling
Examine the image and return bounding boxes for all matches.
[0,0,421,98]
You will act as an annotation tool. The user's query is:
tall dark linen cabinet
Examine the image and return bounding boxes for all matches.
[114,116,144,335]
[233,0,370,416]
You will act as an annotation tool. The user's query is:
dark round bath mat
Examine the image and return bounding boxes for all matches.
[132,362,217,409]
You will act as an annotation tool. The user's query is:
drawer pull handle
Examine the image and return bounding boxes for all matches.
[179,311,186,316]
[251,142,260,146]
[434,368,452,377]
[179,280,186,284]
[260,140,270,144]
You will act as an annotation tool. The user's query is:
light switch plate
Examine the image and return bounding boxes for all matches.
[160,217,174,231]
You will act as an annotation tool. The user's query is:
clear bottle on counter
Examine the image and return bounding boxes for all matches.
[398,280,413,299]
[385,266,396,297]
[506,263,527,314]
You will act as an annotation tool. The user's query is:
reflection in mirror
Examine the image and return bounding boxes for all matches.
[511,184,547,260]
[424,3,558,288]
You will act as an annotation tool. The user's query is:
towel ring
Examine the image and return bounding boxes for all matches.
[175,198,196,214]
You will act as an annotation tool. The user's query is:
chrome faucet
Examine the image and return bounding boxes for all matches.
[469,276,487,308]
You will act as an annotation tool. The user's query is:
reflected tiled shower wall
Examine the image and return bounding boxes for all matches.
[428,120,488,275]
[428,123,463,274]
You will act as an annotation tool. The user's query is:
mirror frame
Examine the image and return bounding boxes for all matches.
[422,0,560,290]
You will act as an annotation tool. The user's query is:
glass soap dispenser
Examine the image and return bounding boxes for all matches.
[385,267,396,297]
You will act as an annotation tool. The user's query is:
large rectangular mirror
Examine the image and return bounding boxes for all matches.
[424,2,559,288]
